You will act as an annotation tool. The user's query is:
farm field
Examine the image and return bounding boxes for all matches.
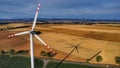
[47,62,104,68]
[37,24,120,64]
[0,23,120,65]
[0,55,43,68]
[0,55,104,68]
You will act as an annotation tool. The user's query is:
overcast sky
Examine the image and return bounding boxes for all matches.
[0,0,120,19]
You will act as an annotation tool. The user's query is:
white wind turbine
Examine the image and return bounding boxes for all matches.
[8,2,52,68]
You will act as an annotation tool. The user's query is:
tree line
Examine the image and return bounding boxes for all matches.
[0,49,29,55]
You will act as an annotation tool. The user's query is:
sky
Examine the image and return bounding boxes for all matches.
[0,0,120,19]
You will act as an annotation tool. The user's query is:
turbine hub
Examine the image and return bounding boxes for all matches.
[30,30,41,35]
[30,31,35,34]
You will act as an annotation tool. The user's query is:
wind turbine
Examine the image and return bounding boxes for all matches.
[8,2,52,68]
[55,41,83,68]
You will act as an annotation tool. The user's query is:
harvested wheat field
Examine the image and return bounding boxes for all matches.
[0,23,120,65]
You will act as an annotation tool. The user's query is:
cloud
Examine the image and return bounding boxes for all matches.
[0,0,120,19]
[0,0,39,19]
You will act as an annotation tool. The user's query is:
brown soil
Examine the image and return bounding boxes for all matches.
[0,31,86,62]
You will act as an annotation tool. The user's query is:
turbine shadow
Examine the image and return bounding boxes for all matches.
[55,41,83,68]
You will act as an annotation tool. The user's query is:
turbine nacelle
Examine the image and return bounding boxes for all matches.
[30,30,35,34]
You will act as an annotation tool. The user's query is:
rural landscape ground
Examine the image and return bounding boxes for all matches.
[0,23,120,68]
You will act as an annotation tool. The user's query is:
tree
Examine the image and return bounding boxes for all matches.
[24,50,29,54]
[40,51,46,56]
[16,50,29,54]
[115,56,120,65]
[96,55,103,63]
[0,50,5,55]
[40,51,57,57]
[9,49,15,54]
[46,52,53,57]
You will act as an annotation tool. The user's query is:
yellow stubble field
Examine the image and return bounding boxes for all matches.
[0,23,120,65]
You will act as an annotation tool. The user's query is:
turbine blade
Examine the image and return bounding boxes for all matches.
[30,34,35,68]
[31,3,40,30]
[34,33,47,45]
[8,31,30,38]
[34,33,52,51]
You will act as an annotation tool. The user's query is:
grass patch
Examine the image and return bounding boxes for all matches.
[0,55,43,68]
[0,55,104,68]
[47,62,104,68]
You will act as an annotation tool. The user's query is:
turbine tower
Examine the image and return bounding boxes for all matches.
[8,2,52,68]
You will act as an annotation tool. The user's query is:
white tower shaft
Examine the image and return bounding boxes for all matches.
[30,34,34,68]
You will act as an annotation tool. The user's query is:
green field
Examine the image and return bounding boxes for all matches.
[0,55,43,68]
[0,55,104,68]
[47,62,104,68]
